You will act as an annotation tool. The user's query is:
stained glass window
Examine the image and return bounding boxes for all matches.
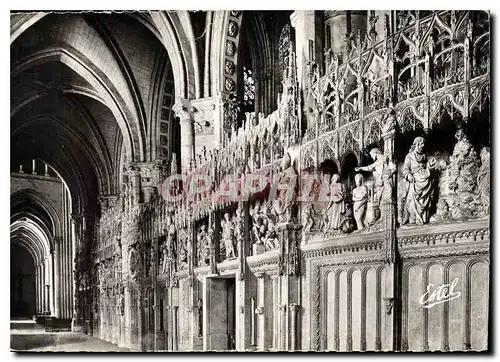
[243,66,255,107]
[278,24,291,82]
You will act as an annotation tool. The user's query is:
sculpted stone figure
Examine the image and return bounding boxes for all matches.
[324,174,347,230]
[302,202,315,232]
[128,245,140,280]
[477,147,490,214]
[197,225,210,266]
[355,148,384,205]
[221,213,237,259]
[207,224,215,267]
[400,136,437,225]
[251,203,267,245]
[273,152,297,223]
[382,108,397,134]
[162,214,176,274]
[234,206,244,244]
[380,159,397,204]
[251,201,276,247]
[352,173,369,230]
[177,229,188,270]
[263,223,279,251]
[445,129,481,218]
[448,129,479,193]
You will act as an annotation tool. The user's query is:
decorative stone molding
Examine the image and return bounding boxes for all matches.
[302,231,385,259]
[191,97,216,136]
[399,245,489,261]
[217,258,239,275]
[247,249,280,276]
[222,11,243,100]
[398,218,488,241]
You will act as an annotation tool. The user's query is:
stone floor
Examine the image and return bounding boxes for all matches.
[11,320,130,352]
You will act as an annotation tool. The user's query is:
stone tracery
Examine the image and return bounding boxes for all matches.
[10,10,490,352]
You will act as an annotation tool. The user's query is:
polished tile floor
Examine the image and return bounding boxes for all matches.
[11,320,130,352]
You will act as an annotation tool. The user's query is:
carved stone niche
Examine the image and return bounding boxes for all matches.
[128,244,141,281]
[277,223,302,276]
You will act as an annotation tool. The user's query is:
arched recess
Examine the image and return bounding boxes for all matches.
[11,189,62,238]
[11,11,191,172]
[210,11,293,116]
[12,47,140,165]
[149,11,199,100]
[11,218,55,318]
[11,11,195,102]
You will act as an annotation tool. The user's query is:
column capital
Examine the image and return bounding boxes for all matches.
[71,213,83,223]
[290,10,314,28]
[172,98,194,120]
[289,303,301,313]
[98,195,120,210]
[278,304,287,312]
[290,11,303,28]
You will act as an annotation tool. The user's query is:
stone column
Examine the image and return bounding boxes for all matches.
[276,222,302,350]
[289,303,300,351]
[36,264,41,314]
[381,125,400,351]
[71,213,83,331]
[43,257,50,314]
[255,273,265,350]
[290,11,320,90]
[50,251,57,317]
[45,285,51,315]
[172,306,179,351]
[278,304,287,350]
[53,242,61,319]
[152,237,162,351]
[173,98,195,171]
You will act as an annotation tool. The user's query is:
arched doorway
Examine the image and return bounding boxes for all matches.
[11,244,36,319]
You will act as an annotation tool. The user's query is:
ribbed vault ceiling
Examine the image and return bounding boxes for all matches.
[11,12,172,213]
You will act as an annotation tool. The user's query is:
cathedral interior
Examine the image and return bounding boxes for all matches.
[10,10,490,352]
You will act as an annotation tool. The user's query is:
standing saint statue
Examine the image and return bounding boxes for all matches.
[273,152,297,223]
[477,147,490,214]
[352,173,369,230]
[324,174,347,230]
[197,225,210,266]
[162,214,176,275]
[400,136,437,225]
[221,213,237,259]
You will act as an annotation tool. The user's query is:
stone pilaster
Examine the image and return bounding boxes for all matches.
[276,222,302,351]
[291,11,322,90]
[381,124,401,351]
[71,213,84,332]
[255,273,266,350]
[127,162,163,203]
[191,97,219,155]
[173,98,195,170]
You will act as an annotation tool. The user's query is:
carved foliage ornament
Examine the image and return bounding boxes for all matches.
[228,21,239,37]
[226,40,236,56]
[225,60,235,75]
[225,78,235,91]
